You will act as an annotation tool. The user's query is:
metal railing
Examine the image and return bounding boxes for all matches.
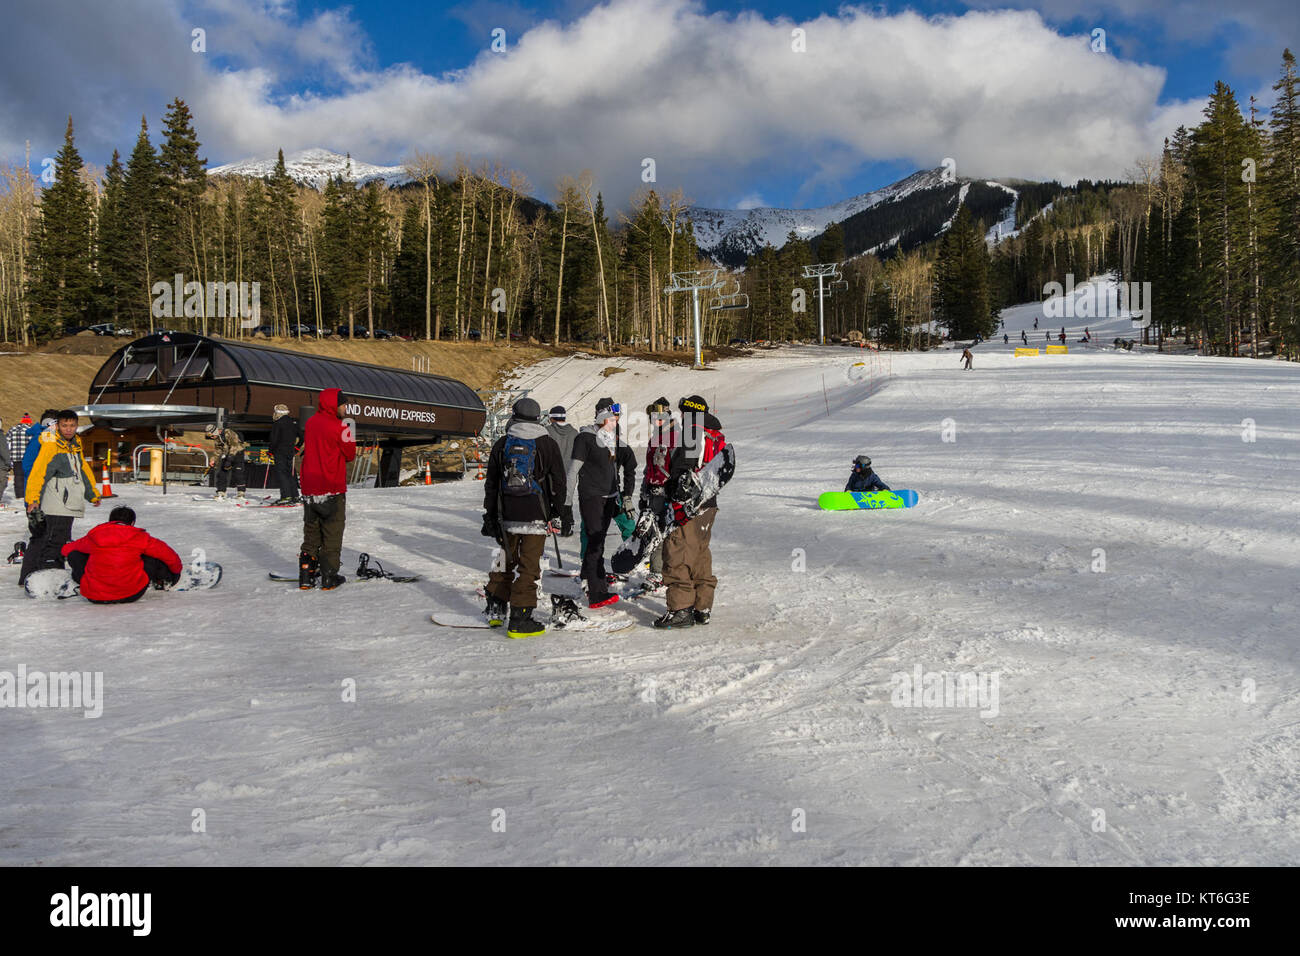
[131,443,211,483]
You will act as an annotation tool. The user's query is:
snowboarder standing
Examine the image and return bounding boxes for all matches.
[61,506,183,603]
[845,456,891,493]
[655,395,726,629]
[205,424,248,500]
[20,410,100,587]
[961,347,973,370]
[1033,316,1038,329]
[482,397,567,637]
[568,397,636,608]
[1020,330,1028,345]
[1003,333,1009,344]
[637,397,678,590]
[544,405,578,465]
[5,412,33,500]
[297,388,357,590]
[269,404,300,504]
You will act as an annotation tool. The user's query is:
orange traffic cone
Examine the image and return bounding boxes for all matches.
[100,464,116,498]
[424,461,432,485]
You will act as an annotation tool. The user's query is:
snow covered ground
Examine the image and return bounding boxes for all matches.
[3,302,1298,865]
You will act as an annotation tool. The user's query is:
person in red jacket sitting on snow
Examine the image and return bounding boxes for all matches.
[60,506,183,604]
[297,387,358,591]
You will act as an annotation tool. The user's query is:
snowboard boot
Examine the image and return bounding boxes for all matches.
[507,605,546,639]
[6,541,25,565]
[320,567,346,591]
[298,551,319,590]
[588,592,620,609]
[214,491,227,500]
[653,608,696,629]
[235,488,247,500]
[550,594,588,627]
[693,609,711,625]
[483,594,507,627]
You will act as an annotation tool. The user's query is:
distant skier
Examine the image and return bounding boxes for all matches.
[844,455,890,493]
[297,388,357,590]
[654,395,726,630]
[1059,331,1066,344]
[60,506,183,603]
[637,397,678,590]
[482,397,567,638]
[1033,317,1038,329]
[1003,333,1009,344]
[205,424,248,500]
[961,347,973,370]
[569,397,635,608]
[1045,331,1050,341]
[1020,330,1028,345]
[269,404,300,504]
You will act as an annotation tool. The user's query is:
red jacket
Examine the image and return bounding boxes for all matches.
[61,522,183,603]
[300,388,357,496]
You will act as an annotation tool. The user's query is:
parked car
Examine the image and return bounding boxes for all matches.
[728,337,750,346]
[335,324,369,339]
[466,329,482,341]
[63,324,91,336]
[372,329,398,340]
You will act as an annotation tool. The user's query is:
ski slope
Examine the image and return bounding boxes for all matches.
[2,328,1298,865]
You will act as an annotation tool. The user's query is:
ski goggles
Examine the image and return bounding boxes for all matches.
[602,403,622,416]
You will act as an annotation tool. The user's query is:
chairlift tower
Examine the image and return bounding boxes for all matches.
[664,269,726,368]
[803,263,843,345]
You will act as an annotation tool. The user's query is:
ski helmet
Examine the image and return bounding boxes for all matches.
[854,455,871,468]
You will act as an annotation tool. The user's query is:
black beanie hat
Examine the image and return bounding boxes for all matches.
[513,397,542,421]
[679,395,709,414]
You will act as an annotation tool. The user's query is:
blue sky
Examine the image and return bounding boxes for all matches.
[3,1,1294,210]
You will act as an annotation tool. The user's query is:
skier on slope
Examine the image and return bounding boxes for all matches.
[1004,333,1009,344]
[568,398,636,608]
[1020,330,1028,345]
[297,388,357,590]
[60,506,184,603]
[269,404,300,504]
[482,397,568,637]
[961,347,973,370]
[636,397,678,591]
[654,395,726,630]
[844,456,891,494]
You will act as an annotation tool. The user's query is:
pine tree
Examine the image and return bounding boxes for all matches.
[1266,50,1300,341]
[933,205,997,339]
[28,117,95,338]
[121,117,163,329]
[157,98,208,324]
[96,150,130,325]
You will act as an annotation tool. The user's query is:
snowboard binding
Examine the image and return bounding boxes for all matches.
[356,552,387,580]
[550,594,589,628]
[6,540,25,564]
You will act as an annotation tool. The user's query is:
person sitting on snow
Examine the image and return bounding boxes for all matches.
[844,455,891,493]
[60,506,183,604]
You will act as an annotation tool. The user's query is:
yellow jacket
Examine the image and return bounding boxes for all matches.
[25,431,100,516]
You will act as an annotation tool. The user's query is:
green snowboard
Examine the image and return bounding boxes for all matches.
[818,490,919,510]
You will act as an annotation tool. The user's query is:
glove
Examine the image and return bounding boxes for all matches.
[481,513,502,540]
[622,497,636,518]
[560,510,574,537]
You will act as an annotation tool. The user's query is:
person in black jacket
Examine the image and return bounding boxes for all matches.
[655,395,726,629]
[270,404,300,503]
[568,397,636,608]
[482,397,568,638]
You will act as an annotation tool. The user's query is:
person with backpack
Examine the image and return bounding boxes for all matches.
[20,410,100,587]
[269,404,300,504]
[637,397,678,590]
[482,398,567,637]
[60,506,183,603]
[845,455,890,493]
[568,397,636,608]
[654,395,726,629]
[297,388,357,591]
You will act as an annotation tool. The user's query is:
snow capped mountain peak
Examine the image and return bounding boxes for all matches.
[690,168,953,264]
[209,148,410,189]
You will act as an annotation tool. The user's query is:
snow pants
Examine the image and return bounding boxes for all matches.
[579,495,620,596]
[12,463,26,500]
[301,494,346,577]
[216,451,247,494]
[18,514,74,587]
[663,507,717,612]
[487,532,546,609]
[272,453,298,500]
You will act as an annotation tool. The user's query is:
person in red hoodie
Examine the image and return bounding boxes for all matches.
[60,506,183,604]
[297,387,357,590]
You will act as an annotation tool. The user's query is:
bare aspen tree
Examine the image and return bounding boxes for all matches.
[404,151,441,340]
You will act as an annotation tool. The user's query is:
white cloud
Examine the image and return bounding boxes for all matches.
[4,0,1220,206]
